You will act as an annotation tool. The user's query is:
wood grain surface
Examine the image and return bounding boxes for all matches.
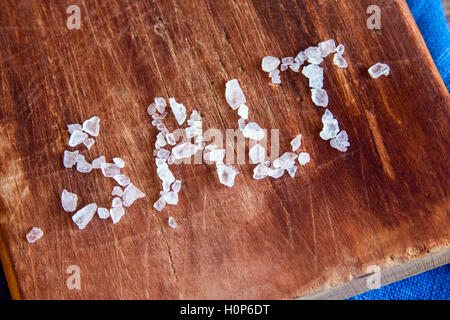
[0,0,449,299]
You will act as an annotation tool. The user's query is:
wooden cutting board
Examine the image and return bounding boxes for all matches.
[0,0,448,299]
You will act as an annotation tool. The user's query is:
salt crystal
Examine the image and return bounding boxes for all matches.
[336,44,345,55]
[97,207,110,219]
[156,123,168,134]
[269,69,280,78]
[63,150,79,168]
[92,156,106,169]
[112,197,123,208]
[282,57,294,65]
[157,148,170,160]
[295,51,308,64]
[113,174,131,187]
[72,203,97,230]
[110,206,125,224]
[172,142,198,160]
[273,152,297,169]
[69,130,88,147]
[249,144,266,164]
[242,122,265,141]
[153,197,166,211]
[172,180,181,193]
[268,168,285,179]
[271,76,281,84]
[237,104,249,119]
[289,62,301,72]
[302,64,323,80]
[147,103,157,115]
[190,110,202,121]
[163,192,178,205]
[83,138,95,150]
[253,161,271,179]
[67,123,82,134]
[112,186,123,197]
[61,189,78,212]
[305,46,321,59]
[238,118,246,131]
[82,116,100,137]
[113,157,125,168]
[330,130,350,152]
[333,54,348,68]
[308,56,324,65]
[319,39,336,57]
[76,154,93,173]
[162,180,172,192]
[305,47,323,64]
[368,63,390,78]
[167,154,175,165]
[205,144,217,151]
[26,227,43,243]
[320,119,340,141]
[186,126,201,138]
[225,79,246,110]
[311,89,329,107]
[322,109,334,123]
[154,97,166,113]
[157,163,175,184]
[168,217,177,229]
[156,157,167,167]
[262,56,281,72]
[204,148,226,163]
[280,64,289,72]
[165,133,176,145]
[169,98,187,125]
[122,184,146,207]
[310,76,323,89]
[291,134,302,152]
[216,163,239,188]
[298,152,311,165]
[100,163,120,177]
[287,166,297,178]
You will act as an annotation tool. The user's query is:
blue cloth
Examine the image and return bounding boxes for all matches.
[406,0,450,90]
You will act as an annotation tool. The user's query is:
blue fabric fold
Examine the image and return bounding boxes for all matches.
[407,0,450,90]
